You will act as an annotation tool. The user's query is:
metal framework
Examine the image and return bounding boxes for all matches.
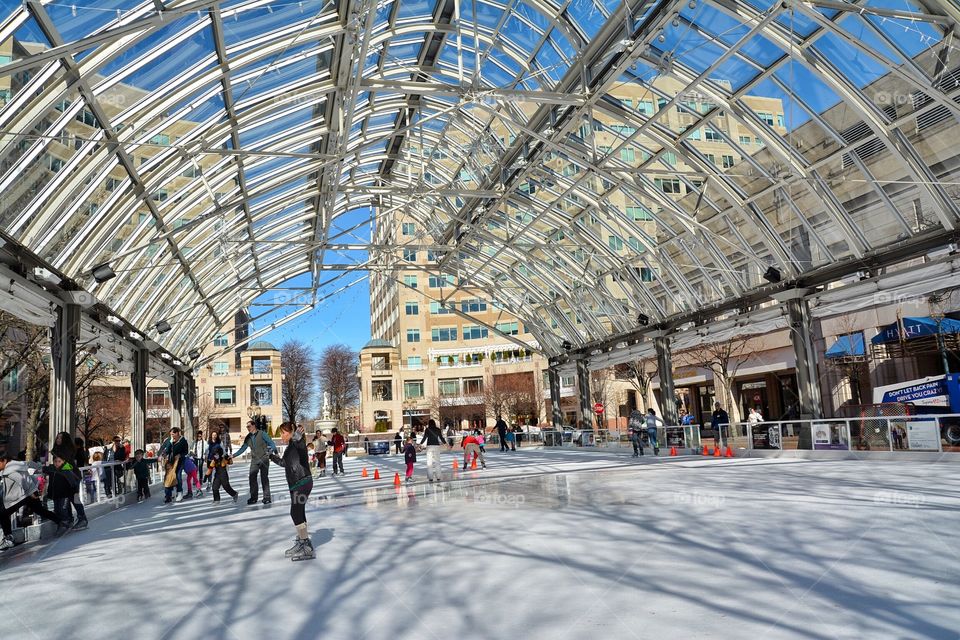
[1,0,959,362]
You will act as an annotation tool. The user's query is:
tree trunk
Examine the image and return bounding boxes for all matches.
[24,395,42,461]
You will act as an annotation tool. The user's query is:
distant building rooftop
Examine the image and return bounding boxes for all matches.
[248,340,279,351]
[361,339,394,350]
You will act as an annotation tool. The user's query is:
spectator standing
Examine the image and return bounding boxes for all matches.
[394,430,403,454]
[711,403,729,449]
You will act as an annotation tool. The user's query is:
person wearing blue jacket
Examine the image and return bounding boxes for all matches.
[233,421,277,505]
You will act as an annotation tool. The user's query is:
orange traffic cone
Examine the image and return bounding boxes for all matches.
[471,457,478,470]
[361,467,368,478]
[725,446,734,458]
[453,459,459,470]
[713,446,721,457]
[702,446,709,456]
[373,469,381,480]
[669,447,677,457]
[393,472,401,486]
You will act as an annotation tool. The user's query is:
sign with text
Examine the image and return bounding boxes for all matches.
[905,419,940,451]
[812,422,850,450]
[750,424,781,450]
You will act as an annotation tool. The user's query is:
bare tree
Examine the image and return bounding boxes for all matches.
[280,339,315,424]
[589,367,619,428]
[825,313,870,407]
[615,355,658,412]
[676,336,765,424]
[0,311,51,459]
[75,361,122,446]
[317,344,359,422]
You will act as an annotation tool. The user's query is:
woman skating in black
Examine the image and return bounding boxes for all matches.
[271,423,315,561]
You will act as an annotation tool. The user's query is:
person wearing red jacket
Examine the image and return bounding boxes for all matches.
[330,428,346,475]
[461,433,486,470]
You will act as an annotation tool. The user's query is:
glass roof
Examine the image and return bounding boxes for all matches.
[0,0,958,358]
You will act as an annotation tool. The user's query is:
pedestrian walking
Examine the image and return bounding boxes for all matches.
[233,421,277,505]
[270,423,315,561]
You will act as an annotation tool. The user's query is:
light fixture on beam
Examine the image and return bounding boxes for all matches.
[129,330,143,341]
[637,313,650,326]
[32,267,61,286]
[160,353,172,361]
[762,266,781,284]
[561,340,572,351]
[155,320,172,334]
[188,348,201,360]
[91,263,116,283]
[106,315,123,326]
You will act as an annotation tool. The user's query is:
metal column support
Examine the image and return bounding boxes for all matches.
[169,372,183,439]
[548,367,563,429]
[576,359,592,428]
[130,348,148,452]
[48,303,79,444]
[779,290,823,421]
[654,334,678,426]
[183,374,196,441]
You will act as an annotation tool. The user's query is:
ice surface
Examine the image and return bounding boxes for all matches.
[3,449,959,639]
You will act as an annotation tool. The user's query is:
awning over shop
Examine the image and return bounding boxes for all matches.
[871,317,960,345]
[826,332,866,359]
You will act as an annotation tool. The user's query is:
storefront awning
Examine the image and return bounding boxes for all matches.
[871,317,960,345]
[826,332,866,359]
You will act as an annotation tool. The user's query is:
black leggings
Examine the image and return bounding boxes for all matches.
[1,496,60,536]
[290,480,313,527]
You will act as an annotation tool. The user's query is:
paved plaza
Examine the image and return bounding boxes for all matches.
[2,449,958,639]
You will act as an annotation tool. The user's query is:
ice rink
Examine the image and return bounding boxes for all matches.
[3,449,959,639]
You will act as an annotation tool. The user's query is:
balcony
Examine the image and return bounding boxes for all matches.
[492,356,534,366]
[437,360,483,369]
[370,363,393,376]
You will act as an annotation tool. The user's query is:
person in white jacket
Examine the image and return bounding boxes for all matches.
[1,454,63,551]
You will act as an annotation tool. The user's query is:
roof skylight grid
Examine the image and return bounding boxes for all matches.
[0,0,957,355]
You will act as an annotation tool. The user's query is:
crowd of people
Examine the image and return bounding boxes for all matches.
[0,415,529,558]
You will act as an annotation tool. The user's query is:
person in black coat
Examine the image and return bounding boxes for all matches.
[496,415,509,452]
[271,423,315,561]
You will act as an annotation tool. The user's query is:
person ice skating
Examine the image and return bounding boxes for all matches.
[51,431,88,530]
[504,427,516,452]
[129,450,151,501]
[445,423,455,448]
[311,433,327,477]
[182,455,202,499]
[208,446,238,503]
[158,427,189,503]
[44,454,80,535]
[495,415,509,452]
[629,427,644,457]
[711,403,729,449]
[203,431,222,486]
[394,430,403,454]
[419,419,445,482]
[476,429,486,454]
[645,408,664,456]
[110,435,128,495]
[269,423,315,561]
[330,428,346,476]
[1,454,63,551]
[193,430,208,490]
[234,420,277,504]
[403,435,417,483]
[461,432,486,469]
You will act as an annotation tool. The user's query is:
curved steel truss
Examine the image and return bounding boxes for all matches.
[1,0,959,359]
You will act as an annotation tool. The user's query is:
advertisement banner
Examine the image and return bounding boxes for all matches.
[905,419,940,451]
[750,424,780,450]
[812,422,850,450]
[665,427,685,448]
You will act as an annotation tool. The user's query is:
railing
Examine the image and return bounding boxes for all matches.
[491,356,533,366]
[437,360,483,368]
